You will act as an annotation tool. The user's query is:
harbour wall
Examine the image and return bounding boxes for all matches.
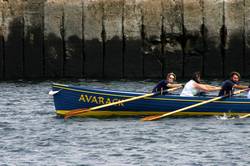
[0,0,250,80]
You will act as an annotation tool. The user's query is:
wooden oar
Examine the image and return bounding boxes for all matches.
[141,89,249,121]
[64,86,182,120]
[239,114,250,119]
[239,109,250,119]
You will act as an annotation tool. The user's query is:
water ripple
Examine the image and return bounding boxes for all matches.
[1,80,250,165]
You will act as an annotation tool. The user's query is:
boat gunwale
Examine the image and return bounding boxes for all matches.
[52,83,250,104]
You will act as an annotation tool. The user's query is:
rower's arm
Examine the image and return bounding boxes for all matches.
[194,83,221,92]
[233,84,248,89]
[167,83,183,88]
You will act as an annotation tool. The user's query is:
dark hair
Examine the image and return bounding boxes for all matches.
[192,72,201,83]
[230,71,241,79]
[166,72,176,80]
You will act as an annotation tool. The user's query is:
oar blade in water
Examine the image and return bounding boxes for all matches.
[141,115,163,121]
[239,114,250,119]
[64,109,90,120]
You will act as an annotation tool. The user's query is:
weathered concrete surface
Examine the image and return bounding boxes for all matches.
[84,0,103,78]
[0,1,4,79]
[44,0,64,77]
[0,28,3,80]
[183,0,203,77]
[63,0,83,77]
[224,0,244,76]
[123,0,143,78]
[103,0,123,78]
[245,0,250,76]
[0,0,249,80]
[162,0,183,78]
[203,0,223,77]
[2,0,24,79]
[24,0,44,78]
[142,0,162,78]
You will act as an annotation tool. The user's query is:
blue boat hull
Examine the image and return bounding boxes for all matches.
[51,83,250,118]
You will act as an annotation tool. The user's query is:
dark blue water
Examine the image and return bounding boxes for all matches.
[1,80,250,165]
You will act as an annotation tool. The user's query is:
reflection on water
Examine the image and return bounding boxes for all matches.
[0,79,250,165]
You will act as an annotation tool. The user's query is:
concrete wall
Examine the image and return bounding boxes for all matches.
[0,0,249,80]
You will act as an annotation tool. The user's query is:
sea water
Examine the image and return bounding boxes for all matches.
[0,79,250,165]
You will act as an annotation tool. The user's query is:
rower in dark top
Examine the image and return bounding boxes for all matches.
[218,71,249,96]
[152,72,182,94]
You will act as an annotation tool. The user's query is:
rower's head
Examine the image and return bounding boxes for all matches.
[230,71,240,83]
[192,71,201,83]
[166,72,176,83]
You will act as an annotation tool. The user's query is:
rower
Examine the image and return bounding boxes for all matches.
[152,72,183,94]
[218,71,249,96]
[180,71,221,97]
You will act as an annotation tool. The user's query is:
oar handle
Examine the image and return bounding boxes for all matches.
[232,88,249,95]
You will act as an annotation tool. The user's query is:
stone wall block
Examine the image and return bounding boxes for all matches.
[142,0,162,78]
[24,0,44,78]
[3,0,25,79]
[245,0,250,76]
[162,0,183,77]
[84,0,104,78]
[123,0,143,78]
[0,30,3,80]
[224,0,244,76]
[103,0,123,78]
[0,1,4,80]
[64,0,83,77]
[203,0,223,77]
[44,0,64,77]
[183,0,203,77]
